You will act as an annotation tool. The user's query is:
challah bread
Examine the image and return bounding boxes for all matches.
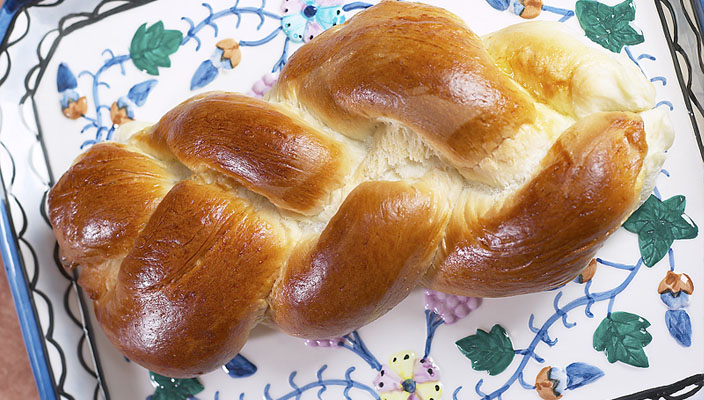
[48,1,674,377]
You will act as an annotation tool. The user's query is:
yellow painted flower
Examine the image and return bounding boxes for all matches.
[374,351,442,400]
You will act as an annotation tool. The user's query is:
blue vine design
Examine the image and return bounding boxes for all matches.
[340,331,382,371]
[424,309,444,358]
[261,366,380,400]
[76,51,130,148]
[63,0,374,148]
[181,1,281,51]
[454,165,695,400]
[449,258,643,399]
[181,1,288,73]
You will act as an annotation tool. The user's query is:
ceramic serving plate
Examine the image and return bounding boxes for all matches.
[1,0,703,399]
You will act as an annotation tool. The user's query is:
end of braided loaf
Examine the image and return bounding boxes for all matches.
[48,1,673,377]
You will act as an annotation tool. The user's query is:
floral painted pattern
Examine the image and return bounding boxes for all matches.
[534,364,604,400]
[485,0,575,21]
[281,0,346,42]
[374,352,442,400]
[191,38,243,90]
[57,0,374,144]
[57,63,87,119]
[659,271,694,347]
[486,0,545,19]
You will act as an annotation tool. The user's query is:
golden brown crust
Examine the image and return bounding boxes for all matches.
[484,23,584,115]
[425,112,648,296]
[151,92,349,215]
[45,1,668,378]
[483,21,654,117]
[48,143,172,272]
[95,180,289,377]
[271,1,536,179]
[270,181,448,338]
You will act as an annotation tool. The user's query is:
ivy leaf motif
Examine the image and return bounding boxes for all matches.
[623,195,698,267]
[130,21,183,76]
[593,312,652,368]
[148,371,204,400]
[455,324,514,375]
[575,0,644,53]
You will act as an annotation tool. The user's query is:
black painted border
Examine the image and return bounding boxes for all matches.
[654,0,704,163]
[12,1,157,399]
[0,1,65,86]
[614,374,704,400]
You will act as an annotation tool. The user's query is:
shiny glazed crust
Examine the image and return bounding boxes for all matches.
[47,1,674,377]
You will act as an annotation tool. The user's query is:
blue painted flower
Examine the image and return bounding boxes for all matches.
[658,271,693,297]
[660,291,690,309]
[536,366,566,400]
[61,92,87,119]
[110,80,157,125]
[281,0,346,43]
[658,271,693,310]
[57,63,87,119]
[190,39,242,90]
[658,271,694,347]
[110,96,135,125]
[536,363,604,399]
[222,354,257,378]
[212,39,241,70]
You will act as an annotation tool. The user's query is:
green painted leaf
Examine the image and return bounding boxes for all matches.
[455,324,514,376]
[623,196,659,233]
[623,195,698,266]
[637,220,674,267]
[662,195,686,214]
[593,312,652,368]
[575,0,644,53]
[149,371,204,400]
[130,21,183,76]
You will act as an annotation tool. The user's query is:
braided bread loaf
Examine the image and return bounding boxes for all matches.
[48,1,673,378]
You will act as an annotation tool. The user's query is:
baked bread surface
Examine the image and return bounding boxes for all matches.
[48,1,673,377]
